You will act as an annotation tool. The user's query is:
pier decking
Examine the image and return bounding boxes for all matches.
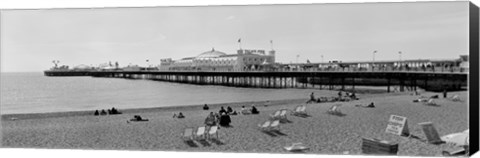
[44,70,468,92]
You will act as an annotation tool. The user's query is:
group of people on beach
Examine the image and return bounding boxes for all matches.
[202,105,261,127]
[173,112,185,119]
[94,107,121,116]
[307,91,358,104]
[205,111,231,127]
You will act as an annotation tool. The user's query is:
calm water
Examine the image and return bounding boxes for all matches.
[1,72,331,114]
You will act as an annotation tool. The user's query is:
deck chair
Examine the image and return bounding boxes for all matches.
[194,126,207,140]
[278,109,288,122]
[207,126,219,139]
[296,105,307,116]
[182,128,194,141]
[268,120,281,131]
[258,120,272,131]
[291,106,302,116]
[327,104,342,115]
[270,110,281,120]
[451,95,461,102]
[425,99,438,106]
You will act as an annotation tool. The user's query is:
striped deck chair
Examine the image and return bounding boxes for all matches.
[278,109,288,122]
[327,104,342,115]
[291,105,302,116]
[207,126,219,139]
[270,110,281,120]
[194,126,207,140]
[258,120,271,131]
[268,119,281,131]
[182,127,194,141]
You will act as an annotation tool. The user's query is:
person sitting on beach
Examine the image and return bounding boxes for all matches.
[353,93,358,100]
[338,91,343,98]
[251,106,259,114]
[310,92,315,101]
[177,112,185,119]
[205,112,217,126]
[227,106,233,114]
[130,115,148,122]
[219,106,227,114]
[203,104,209,110]
[241,106,250,115]
[367,102,375,108]
[100,109,107,115]
[109,107,121,115]
[94,110,99,116]
[430,95,439,99]
[219,112,231,127]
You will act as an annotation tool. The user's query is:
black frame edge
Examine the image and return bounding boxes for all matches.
[469,1,479,156]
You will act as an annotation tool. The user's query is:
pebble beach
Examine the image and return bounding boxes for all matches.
[1,90,469,156]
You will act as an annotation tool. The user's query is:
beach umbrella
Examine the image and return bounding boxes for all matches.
[441,130,469,146]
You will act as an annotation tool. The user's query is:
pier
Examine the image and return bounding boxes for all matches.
[44,70,468,92]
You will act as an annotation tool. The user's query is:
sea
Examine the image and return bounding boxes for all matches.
[1,72,331,114]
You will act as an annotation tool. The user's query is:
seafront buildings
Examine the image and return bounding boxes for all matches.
[159,48,276,71]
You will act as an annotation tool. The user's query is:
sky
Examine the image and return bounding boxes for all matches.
[0,1,469,72]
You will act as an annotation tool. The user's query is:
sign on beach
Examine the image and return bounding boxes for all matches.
[418,122,443,144]
[385,115,409,136]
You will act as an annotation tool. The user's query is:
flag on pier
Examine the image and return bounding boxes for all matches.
[238,38,241,43]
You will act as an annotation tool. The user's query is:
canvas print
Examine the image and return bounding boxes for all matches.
[0,1,475,157]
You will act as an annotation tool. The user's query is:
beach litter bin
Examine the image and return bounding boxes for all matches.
[361,137,398,155]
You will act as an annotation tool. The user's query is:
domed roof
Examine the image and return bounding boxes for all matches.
[196,48,227,58]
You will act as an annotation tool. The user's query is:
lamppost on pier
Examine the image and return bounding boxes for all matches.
[372,50,377,70]
[146,59,150,69]
[398,51,402,61]
[321,55,324,63]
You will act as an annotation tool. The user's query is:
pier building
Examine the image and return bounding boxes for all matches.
[160,48,276,71]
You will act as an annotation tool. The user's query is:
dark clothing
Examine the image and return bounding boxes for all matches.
[219,108,227,114]
[177,113,185,118]
[443,90,447,98]
[94,110,99,116]
[227,107,233,114]
[219,115,231,127]
[251,106,259,114]
[100,110,107,115]
[367,102,375,108]
[203,105,209,110]
[131,115,148,121]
